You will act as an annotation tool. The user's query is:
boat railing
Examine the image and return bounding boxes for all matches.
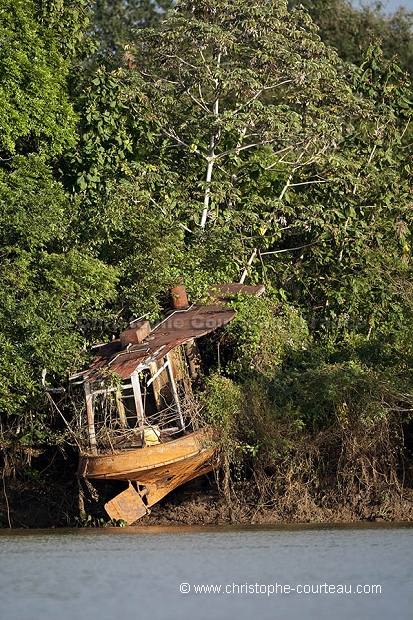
[75,385,203,453]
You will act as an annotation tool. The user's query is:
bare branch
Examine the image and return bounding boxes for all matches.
[260,240,321,255]
[239,248,257,284]
[161,128,208,160]
[288,179,330,188]
[215,139,273,160]
[235,80,294,111]
[164,54,199,70]
[200,52,221,230]
[199,49,214,80]
[279,175,292,201]
[184,88,212,115]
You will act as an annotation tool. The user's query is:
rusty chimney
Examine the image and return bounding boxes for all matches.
[169,285,189,310]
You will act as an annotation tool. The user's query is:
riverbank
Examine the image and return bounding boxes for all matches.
[134,478,413,526]
[2,471,413,529]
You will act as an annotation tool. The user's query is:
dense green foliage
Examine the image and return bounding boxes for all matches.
[87,0,174,70]
[288,1,413,75]
[0,0,117,440]
[1,0,413,514]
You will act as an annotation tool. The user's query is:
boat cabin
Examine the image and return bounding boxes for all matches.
[70,283,265,456]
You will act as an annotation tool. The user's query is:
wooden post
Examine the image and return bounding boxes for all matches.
[84,381,97,455]
[166,353,184,430]
[149,361,163,410]
[184,338,202,381]
[115,389,128,428]
[131,372,146,445]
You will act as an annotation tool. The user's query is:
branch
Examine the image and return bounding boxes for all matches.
[260,240,321,255]
[139,70,179,85]
[186,90,212,113]
[234,80,294,112]
[240,149,307,280]
[401,117,411,140]
[164,54,199,70]
[150,198,195,234]
[199,49,214,80]
[264,146,295,169]
[239,248,257,284]
[215,138,273,160]
[200,52,221,230]
[288,179,330,188]
[161,128,208,160]
[178,64,212,115]
[279,175,292,201]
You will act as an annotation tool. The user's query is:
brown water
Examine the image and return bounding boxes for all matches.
[0,522,412,620]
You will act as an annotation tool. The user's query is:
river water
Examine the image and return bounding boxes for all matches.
[0,522,412,620]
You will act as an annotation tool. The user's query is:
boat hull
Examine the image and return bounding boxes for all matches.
[78,427,217,515]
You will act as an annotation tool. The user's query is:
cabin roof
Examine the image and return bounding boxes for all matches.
[72,283,265,383]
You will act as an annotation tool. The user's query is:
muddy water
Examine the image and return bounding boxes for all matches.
[0,523,412,620]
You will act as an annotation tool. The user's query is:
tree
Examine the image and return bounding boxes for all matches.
[87,0,174,71]
[258,43,413,384]
[0,0,78,157]
[288,0,413,75]
[108,0,363,288]
[0,1,117,440]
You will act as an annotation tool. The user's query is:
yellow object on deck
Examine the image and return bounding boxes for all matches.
[143,426,161,445]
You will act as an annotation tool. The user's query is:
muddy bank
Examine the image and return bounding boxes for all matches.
[2,472,413,529]
[133,477,413,526]
[2,438,413,528]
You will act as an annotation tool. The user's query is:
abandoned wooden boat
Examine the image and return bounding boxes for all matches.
[71,283,264,524]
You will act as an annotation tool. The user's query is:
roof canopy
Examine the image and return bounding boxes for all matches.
[72,283,265,383]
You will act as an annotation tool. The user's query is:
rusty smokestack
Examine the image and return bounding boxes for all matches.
[169,286,189,310]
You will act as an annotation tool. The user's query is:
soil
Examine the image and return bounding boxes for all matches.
[133,479,413,526]
[2,472,413,529]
